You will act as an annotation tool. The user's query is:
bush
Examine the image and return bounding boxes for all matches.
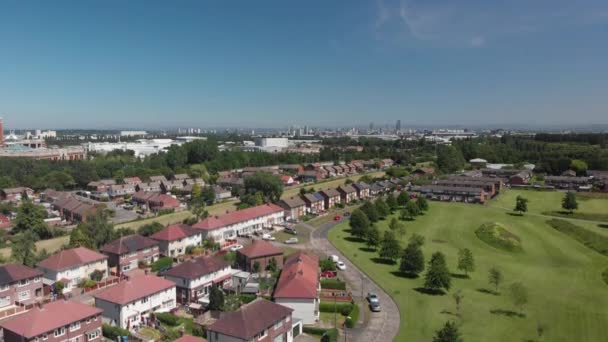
[320,258,336,272]
[546,219,608,256]
[78,279,97,289]
[321,328,339,342]
[345,304,360,328]
[239,293,257,304]
[90,269,104,281]
[155,312,180,326]
[102,324,131,340]
[475,222,523,252]
[157,208,175,216]
[320,279,346,290]
[152,256,173,272]
[319,301,353,314]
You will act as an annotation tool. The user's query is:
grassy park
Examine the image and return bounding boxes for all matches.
[328,189,608,341]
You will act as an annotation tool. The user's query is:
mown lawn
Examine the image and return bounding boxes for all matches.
[328,199,608,342]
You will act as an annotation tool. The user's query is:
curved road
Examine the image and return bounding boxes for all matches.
[308,220,401,342]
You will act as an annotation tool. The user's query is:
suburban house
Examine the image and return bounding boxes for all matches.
[149,175,168,183]
[0,187,35,202]
[279,164,304,174]
[87,179,116,192]
[545,176,592,190]
[37,247,108,294]
[447,175,504,193]
[509,170,533,185]
[100,234,160,275]
[173,174,190,181]
[410,185,487,204]
[94,274,176,329]
[193,204,285,244]
[175,335,203,342]
[318,189,341,210]
[236,240,284,273]
[52,196,99,223]
[469,158,488,168]
[107,184,136,198]
[135,181,162,193]
[150,224,202,257]
[206,298,295,342]
[278,197,306,221]
[0,264,43,309]
[280,175,295,186]
[123,177,142,184]
[379,159,395,169]
[352,182,371,199]
[164,256,232,305]
[212,185,232,202]
[369,183,384,196]
[412,167,435,178]
[434,179,497,198]
[300,193,324,214]
[273,252,320,325]
[337,185,357,203]
[132,191,181,212]
[0,300,103,342]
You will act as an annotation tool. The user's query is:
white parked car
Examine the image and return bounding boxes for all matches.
[229,244,244,252]
[330,255,340,263]
[336,261,347,270]
[284,237,299,244]
[262,234,276,241]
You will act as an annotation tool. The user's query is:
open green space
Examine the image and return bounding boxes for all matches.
[328,197,608,342]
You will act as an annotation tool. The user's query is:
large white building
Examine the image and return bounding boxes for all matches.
[85,139,177,157]
[193,204,285,244]
[37,247,108,294]
[254,137,289,152]
[94,275,176,329]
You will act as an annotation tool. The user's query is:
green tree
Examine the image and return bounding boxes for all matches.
[138,222,165,236]
[11,231,38,267]
[509,282,529,313]
[360,201,379,222]
[562,192,578,213]
[389,217,406,239]
[401,201,420,220]
[397,191,410,207]
[374,198,390,219]
[514,195,528,215]
[424,252,451,292]
[453,290,464,315]
[165,145,188,170]
[569,159,588,176]
[320,258,337,272]
[201,186,216,205]
[190,183,203,203]
[244,172,283,202]
[379,231,401,263]
[12,200,51,239]
[386,193,398,212]
[457,248,475,276]
[436,145,465,173]
[43,171,76,190]
[208,285,224,311]
[73,209,114,249]
[253,261,261,274]
[222,293,241,312]
[409,233,425,247]
[488,267,503,293]
[69,227,95,249]
[399,241,425,276]
[433,321,462,342]
[349,209,370,239]
[366,225,381,250]
[267,257,278,273]
[416,196,429,212]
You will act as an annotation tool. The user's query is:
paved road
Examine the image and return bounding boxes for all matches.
[310,220,400,342]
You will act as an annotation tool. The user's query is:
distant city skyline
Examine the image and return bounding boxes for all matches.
[1,0,608,129]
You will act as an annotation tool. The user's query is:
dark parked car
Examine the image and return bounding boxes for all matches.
[284,227,298,235]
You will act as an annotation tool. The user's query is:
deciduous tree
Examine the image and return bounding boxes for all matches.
[349,209,370,239]
[457,248,475,276]
[433,321,462,342]
[379,231,401,262]
[562,192,578,213]
[399,241,425,276]
[424,252,451,292]
[514,195,528,215]
[488,267,503,293]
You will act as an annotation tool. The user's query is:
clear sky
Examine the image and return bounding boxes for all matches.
[1,0,607,129]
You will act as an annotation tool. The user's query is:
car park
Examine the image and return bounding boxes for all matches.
[284,237,299,244]
[229,244,244,251]
[336,261,346,270]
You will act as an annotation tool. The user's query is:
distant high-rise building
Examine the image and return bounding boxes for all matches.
[396,120,401,131]
[369,122,374,130]
[0,117,4,147]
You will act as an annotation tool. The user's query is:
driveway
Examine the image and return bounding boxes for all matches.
[309,220,400,342]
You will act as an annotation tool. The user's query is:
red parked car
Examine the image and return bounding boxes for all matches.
[334,215,342,221]
[321,270,337,278]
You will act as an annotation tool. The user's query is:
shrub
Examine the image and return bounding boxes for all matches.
[546,219,608,256]
[239,294,257,304]
[321,328,339,342]
[475,222,523,252]
[90,270,104,281]
[320,258,336,272]
[345,304,360,328]
[102,324,131,340]
[320,279,346,290]
[319,301,353,313]
[155,312,180,326]
[151,257,173,272]
[78,279,97,289]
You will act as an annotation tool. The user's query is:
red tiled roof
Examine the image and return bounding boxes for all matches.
[236,240,283,259]
[164,256,230,280]
[273,252,319,299]
[150,224,200,241]
[37,247,107,271]
[94,274,175,305]
[193,204,284,231]
[207,299,292,340]
[100,234,159,255]
[0,300,102,339]
[174,335,205,342]
[0,264,43,284]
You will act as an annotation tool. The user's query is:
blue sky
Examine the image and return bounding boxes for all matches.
[1,0,607,129]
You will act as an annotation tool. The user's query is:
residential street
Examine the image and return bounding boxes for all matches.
[308,220,400,342]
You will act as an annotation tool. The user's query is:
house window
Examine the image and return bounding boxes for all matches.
[54,327,65,337]
[18,279,30,287]
[274,320,283,330]
[141,297,149,304]
[86,317,92,324]
[257,329,268,339]
[34,338,39,342]
[42,334,48,340]
[0,284,8,292]
[34,277,41,283]
[69,321,81,331]
[87,329,101,340]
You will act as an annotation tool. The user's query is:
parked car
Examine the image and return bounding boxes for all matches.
[333,215,342,221]
[366,292,379,304]
[343,212,351,217]
[262,233,276,241]
[284,237,299,244]
[330,255,340,263]
[284,227,298,235]
[336,261,346,270]
[370,301,382,312]
[229,244,244,252]
[320,270,337,278]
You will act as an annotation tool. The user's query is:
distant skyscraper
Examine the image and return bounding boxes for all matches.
[396,120,401,131]
[369,122,374,130]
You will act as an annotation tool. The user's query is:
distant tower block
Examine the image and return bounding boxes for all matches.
[396,120,401,131]
[0,117,4,147]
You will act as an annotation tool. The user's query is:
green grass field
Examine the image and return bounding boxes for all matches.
[328,192,608,342]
